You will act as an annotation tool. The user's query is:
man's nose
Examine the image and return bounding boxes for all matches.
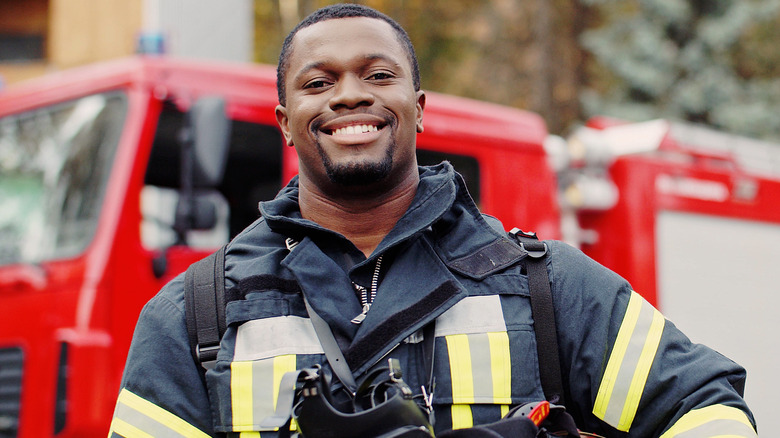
[329,75,375,110]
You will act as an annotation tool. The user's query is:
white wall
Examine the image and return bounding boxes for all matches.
[657,210,779,434]
[143,0,253,62]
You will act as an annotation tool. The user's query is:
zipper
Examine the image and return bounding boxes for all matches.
[350,255,383,324]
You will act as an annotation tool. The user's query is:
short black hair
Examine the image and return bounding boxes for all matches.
[276,3,421,106]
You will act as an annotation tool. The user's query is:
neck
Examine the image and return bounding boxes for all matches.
[298,170,419,257]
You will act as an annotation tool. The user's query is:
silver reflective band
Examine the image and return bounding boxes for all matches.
[674,419,757,438]
[234,316,324,361]
[659,405,757,438]
[109,388,210,438]
[593,291,665,431]
[436,295,507,336]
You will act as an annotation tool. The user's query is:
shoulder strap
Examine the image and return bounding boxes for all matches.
[303,295,359,393]
[509,228,565,406]
[184,245,227,370]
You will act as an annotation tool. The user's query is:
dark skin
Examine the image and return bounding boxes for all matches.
[275,17,426,257]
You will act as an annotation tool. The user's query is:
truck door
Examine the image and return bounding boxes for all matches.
[0,91,129,437]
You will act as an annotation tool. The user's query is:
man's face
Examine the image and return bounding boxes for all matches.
[276,17,425,192]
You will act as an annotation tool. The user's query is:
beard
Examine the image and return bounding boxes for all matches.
[316,137,396,186]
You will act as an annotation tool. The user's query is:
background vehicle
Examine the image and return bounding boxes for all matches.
[560,117,779,435]
[0,57,776,436]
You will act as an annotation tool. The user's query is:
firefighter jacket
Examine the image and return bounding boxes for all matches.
[109,163,757,438]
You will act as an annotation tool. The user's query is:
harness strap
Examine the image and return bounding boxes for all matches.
[184,245,227,370]
[509,228,566,406]
[303,295,359,394]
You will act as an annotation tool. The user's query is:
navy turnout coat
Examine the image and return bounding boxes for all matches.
[110,163,756,438]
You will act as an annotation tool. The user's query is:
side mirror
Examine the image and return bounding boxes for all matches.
[188,195,218,230]
[153,96,232,276]
[173,96,231,245]
[189,96,231,188]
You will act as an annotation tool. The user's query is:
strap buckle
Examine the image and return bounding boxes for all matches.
[521,241,548,259]
[195,343,220,369]
[509,227,537,240]
[509,228,548,258]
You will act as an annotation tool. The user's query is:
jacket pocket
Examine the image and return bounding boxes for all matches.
[207,295,324,434]
[431,294,544,430]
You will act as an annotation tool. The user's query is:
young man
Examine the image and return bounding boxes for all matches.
[109,4,757,437]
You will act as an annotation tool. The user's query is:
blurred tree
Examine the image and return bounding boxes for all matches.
[255,1,780,141]
[580,0,780,141]
[253,0,588,134]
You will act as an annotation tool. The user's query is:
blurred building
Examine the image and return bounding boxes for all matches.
[0,0,254,87]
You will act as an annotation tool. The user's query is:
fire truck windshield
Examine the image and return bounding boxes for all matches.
[0,92,127,265]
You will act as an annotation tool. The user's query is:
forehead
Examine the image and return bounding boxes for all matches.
[288,16,409,73]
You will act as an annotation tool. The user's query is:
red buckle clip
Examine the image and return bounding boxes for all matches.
[527,400,550,426]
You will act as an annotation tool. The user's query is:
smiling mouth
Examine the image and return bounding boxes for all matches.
[329,124,381,136]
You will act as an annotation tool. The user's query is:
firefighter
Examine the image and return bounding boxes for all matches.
[108,4,757,437]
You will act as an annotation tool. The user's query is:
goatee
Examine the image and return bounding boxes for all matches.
[317,138,395,186]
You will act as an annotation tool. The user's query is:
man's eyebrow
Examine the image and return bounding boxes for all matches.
[294,61,328,82]
[294,54,405,81]
[363,53,404,68]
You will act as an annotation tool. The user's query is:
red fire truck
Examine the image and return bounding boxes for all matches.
[560,117,780,434]
[0,57,777,436]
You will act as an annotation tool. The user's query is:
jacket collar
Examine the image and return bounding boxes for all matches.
[259,163,462,260]
[259,161,513,279]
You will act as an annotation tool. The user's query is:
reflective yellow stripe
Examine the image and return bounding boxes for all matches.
[500,404,510,418]
[594,292,643,416]
[447,334,475,404]
[231,361,255,430]
[110,388,209,438]
[659,405,757,437]
[238,433,261,438]
[109,417,154,438]
[273,355,297,411]
[451,404,473,429]
[488,331,512,404]
[593,291,665,431]
[625,309,664,424]
[232,356,298,432]
[446,331,512,405]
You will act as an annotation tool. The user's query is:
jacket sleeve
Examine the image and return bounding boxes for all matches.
[108,275,214,438]
[546,241,757,437]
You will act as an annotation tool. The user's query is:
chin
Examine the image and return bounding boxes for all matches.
[325,160,392,186]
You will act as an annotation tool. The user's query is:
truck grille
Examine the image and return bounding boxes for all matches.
[0,347,23,438]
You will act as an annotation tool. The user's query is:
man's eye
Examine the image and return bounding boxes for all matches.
[368,72,394,81]
[304,80,329,89]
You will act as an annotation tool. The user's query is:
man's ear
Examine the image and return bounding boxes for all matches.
[416,90,426,133]
[275,104,294,146]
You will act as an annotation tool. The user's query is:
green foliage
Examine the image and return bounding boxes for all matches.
[253,1,586,134]
[254,0,780,141]
[581,0,780,141]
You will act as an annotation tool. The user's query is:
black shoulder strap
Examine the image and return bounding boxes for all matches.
[509,228,565,406]
[184,245,227,370]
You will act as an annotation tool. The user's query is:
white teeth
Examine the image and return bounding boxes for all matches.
[333,125,379,135]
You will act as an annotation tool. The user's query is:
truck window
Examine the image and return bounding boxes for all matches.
[143,101,283,249]
[417,149,480,205]
[0,92,127,265]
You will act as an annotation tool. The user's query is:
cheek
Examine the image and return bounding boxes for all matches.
[286,100,318,133]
